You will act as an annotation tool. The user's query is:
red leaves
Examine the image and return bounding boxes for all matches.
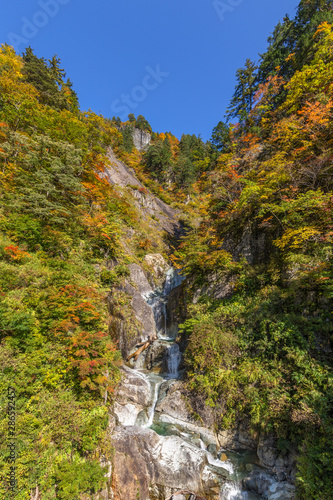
[227,165,243,181]
[4,245,30,262]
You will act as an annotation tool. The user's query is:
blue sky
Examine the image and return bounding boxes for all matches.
[1,0,300,140]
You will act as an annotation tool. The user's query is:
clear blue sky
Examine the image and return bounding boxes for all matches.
[1,0,300,140]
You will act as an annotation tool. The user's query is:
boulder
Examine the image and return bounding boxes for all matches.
[257,434,279,467]
[242,469,296,499]
[144,339,169,372]
[155,381,195,424]
[127,263,153,296]
[111,425,229,499]
[113,367,152,426]
[144,254,169,285]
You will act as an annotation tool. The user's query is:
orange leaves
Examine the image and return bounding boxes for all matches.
[101,233,111,240]
[4,245,30,262]
[43,283,118,391]
[83,212,108,235]
[0,121,8,140]
[297,99,333,142]
[227,165,243,182]
[138,238,152,250]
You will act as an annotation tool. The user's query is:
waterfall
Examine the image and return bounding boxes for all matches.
[121,266,256,498]
[145,267,184,339]
[145,377,163,428]
[220,481,250,500]
[163,267,184,296]
[166,343,181,378]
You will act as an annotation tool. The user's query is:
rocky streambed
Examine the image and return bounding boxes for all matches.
[109,266,296,500]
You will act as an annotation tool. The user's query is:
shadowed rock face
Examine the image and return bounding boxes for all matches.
[242,469,296,499]
[111,426,228,500]
[108,264,157,359]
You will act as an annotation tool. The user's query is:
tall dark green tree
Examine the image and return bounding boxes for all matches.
[210,121,232,153]
[22,48,77,111]
[226,59,258,127]
[259,0,333,84]
[48,55,66,86]
[144,137,172,180]
[121,126,134,153]
[258,16,297,82]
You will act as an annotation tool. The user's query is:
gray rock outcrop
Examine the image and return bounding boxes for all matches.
[242,469,296,499]
[111,425,228,499]
[108,263,157,359]
[132,128,151,150]
[113,366,152,426]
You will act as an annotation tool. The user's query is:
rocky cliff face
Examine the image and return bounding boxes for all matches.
[132,128,151,150]
[103,148,182,237]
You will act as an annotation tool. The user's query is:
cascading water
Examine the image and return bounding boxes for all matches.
[166,343,181,379]
[163,266,184,295]
[144,374,163,428]
[122,266,259,498]
[220,482,249,500]
[145,267,184,339]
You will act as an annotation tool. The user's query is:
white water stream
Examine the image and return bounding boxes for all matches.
[127,267,259,499]
[145,376,163,428]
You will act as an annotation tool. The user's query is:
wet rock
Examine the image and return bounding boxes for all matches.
[144,340,169,372]
[127,263,153,294]
[257,434,279,467]
[108,273,156,359]
[122,282,156,351]
[242,468,296,499]
[154,381,194,423]
[155,379,216,436]
[113,367,151,425]
[115,366,151,407]
[207,443,218,458]
[111,425,228,499]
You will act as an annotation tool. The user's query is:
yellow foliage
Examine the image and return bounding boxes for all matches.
[274,227,321,250]
[283,23,333,113]
[0,44,23,78]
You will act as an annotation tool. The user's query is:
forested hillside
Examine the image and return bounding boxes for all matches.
[0,46,178,499]
[173,4,333,499]
[0,0,333,498]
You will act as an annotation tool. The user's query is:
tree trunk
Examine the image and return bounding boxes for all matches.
[126,335,158,362]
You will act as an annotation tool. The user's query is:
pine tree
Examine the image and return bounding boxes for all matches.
[259,0,333,84]
[135,115,152,134]
[121,126,134,153]
[226,59,258,127]
[210,121,232,152]
[22,48,77,111]
[144,137,172,180]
